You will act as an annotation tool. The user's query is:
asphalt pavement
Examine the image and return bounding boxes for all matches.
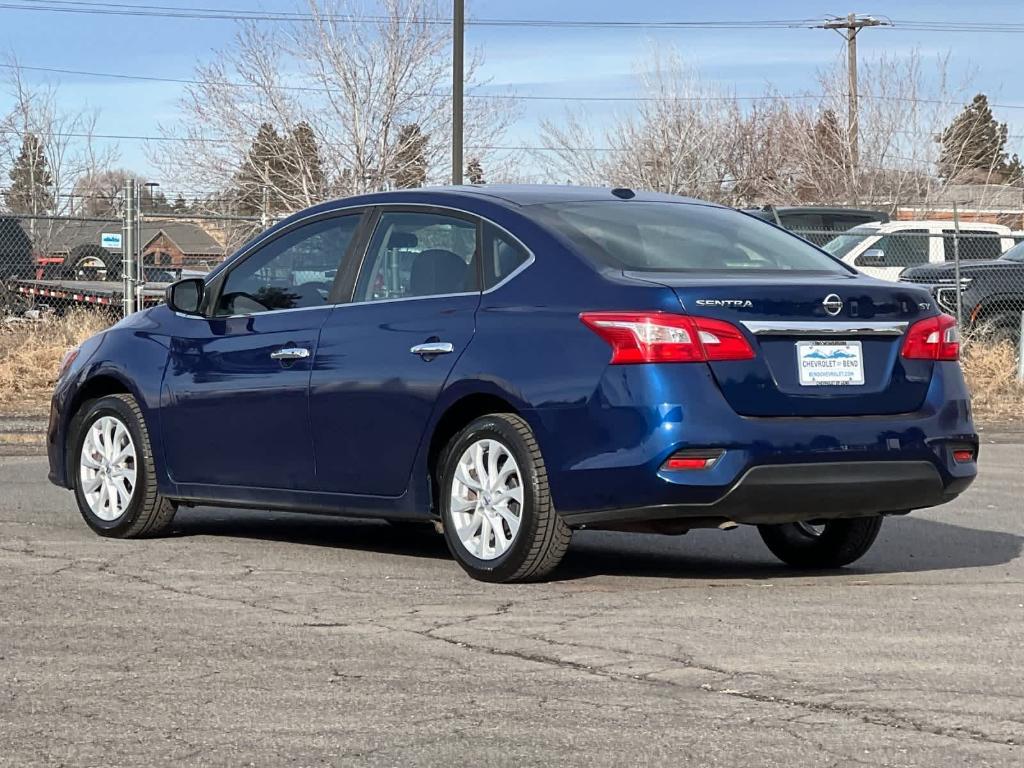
[0,444,1021,767]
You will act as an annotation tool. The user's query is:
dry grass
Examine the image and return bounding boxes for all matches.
[961,342,1024,426]
[0,310,113,414]
[0,313,1021,427]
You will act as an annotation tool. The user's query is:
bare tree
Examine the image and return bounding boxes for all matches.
[538,51,798,204]
[70,168,137,217]
[152,0,518,213]
[537,47,977,210]
[0,55,118,218]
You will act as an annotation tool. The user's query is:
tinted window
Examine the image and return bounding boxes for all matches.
[482,224,529,289]
[855,230,929,268]
[355,212,478,302]
[216,215,359,316]
[538,202,848,273]
[942,231,1003,261]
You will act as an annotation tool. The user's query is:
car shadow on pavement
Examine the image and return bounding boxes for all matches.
[170,508,1021,582]
[171,509,451,561]
[558,517,1023,581]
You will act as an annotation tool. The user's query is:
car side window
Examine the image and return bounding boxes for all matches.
[942,230,1003,261]
[216,215,360,316]
[857,230,929,268]
[482,224,530,290]
[355,211,479,302]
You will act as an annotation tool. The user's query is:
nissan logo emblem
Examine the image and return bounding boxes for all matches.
[822,294,844,316]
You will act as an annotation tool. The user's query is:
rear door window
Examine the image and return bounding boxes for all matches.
[482,224,530,290]
[942,230,1003,261]
[355,211,479,302]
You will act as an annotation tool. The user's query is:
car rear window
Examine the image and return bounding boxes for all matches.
[536,202,850,274]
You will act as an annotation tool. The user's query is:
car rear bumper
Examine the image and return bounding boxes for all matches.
[527,360,977,525]
[562,460,970,526]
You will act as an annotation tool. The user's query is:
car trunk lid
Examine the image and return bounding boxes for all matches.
[626,271,937,417]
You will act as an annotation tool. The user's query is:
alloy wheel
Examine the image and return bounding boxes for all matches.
[794,521,827,537]
[450,439,524,560]
[79,415,137,521]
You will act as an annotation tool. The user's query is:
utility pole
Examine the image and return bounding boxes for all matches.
[818,14,885,203]
[452,0,464,185]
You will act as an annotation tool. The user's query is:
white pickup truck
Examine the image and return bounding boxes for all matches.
[822,220,1015,282]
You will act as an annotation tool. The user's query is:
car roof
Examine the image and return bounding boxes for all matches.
[319,184,713,210]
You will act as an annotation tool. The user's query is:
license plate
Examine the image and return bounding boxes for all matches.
[796,340,864,386]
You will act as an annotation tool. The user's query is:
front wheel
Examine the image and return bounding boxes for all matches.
[439,414,571,583]
[758,517,883,569]
[71,394,176,538]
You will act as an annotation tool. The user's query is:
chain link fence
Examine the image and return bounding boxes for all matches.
[2,194,1022,385]
[786,226,1024,357]
[0,189,263,320]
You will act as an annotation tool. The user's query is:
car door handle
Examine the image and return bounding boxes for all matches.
[270,347,311,361]
[410,342,454,357]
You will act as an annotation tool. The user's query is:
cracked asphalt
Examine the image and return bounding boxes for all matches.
[0,444,1021,767]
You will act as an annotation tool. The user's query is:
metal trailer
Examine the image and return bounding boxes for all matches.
[10,278,168,312]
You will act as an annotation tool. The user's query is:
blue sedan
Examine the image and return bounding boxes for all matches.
[48,185,977,582]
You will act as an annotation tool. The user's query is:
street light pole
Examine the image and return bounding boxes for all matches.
[452,0,464,185]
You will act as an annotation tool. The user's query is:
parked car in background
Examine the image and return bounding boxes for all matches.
[901,239,1024,345]
[49,186,977,583]
[823,220,1015,282]
[742,205,889,246]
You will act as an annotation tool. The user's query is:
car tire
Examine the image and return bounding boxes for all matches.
[758,516,883,569]
[439,413,570,583]
[71,394,176,538]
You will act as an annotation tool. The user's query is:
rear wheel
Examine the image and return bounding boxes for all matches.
[439,413,570,583]
[758,516,883,569]
[71,394,176,538]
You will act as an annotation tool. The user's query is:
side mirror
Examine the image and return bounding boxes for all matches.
[165,278,205,315]
[857,248,887,267]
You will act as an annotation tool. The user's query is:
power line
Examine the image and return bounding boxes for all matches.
[0,62,826,104]
[0,1,821,28]
[8,3,1024,35]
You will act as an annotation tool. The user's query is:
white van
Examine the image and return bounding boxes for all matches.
[822,220,1014,282]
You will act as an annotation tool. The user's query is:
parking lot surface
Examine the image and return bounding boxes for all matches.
[1,445,1021,767]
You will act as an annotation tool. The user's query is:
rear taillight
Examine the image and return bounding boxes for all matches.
[952,449,975,464]
[662,450,724,471]
[901,314,960,361]
[579,312,754,364]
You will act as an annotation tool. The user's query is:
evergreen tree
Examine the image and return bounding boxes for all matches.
[467,157,485,184]
[811,109,846,168]
[392,123,428,188]
[4,133,54,214]
[233,122,289,215]
[286,121,326,202]
[938,94,1013,183]
[172,192,189,213]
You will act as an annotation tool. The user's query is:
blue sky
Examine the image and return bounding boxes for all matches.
[2,0,1023,189]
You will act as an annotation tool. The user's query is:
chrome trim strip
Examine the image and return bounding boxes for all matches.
[740,320,909,336]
